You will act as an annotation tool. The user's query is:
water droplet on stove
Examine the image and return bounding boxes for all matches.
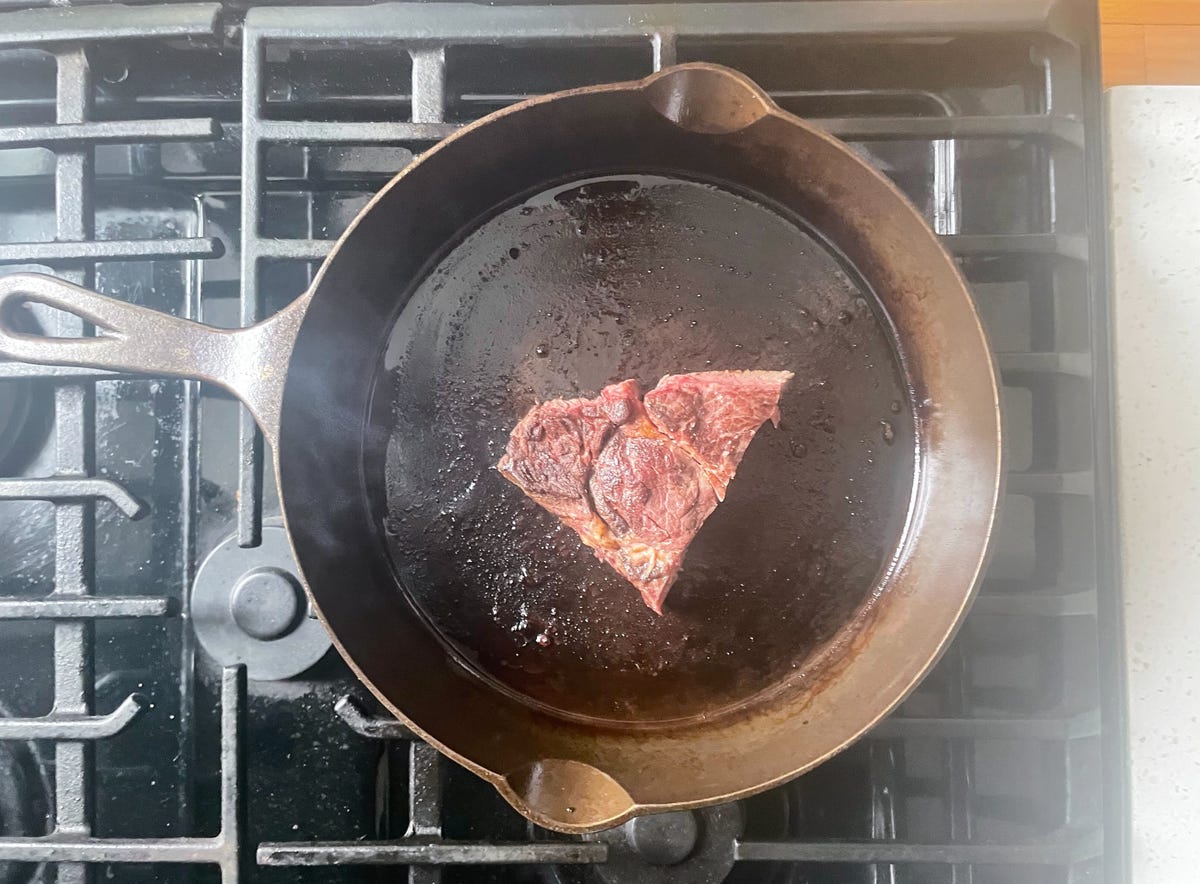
[534,344,549,357]
[838,310,853,325]
[880,420,896,445]
[535,632,552,647]
[789,440,808,459]
[890,400,902,413]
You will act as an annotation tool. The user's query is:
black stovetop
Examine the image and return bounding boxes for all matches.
[0,2,1123,882]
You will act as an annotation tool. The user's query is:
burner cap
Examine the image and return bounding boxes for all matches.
[626,811,698,865]
[191,523,331,680]
[584,803,741,884]
[229,567,304,640]
[537,793,804,884]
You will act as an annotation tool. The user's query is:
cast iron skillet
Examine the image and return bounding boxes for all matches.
[0,64,1002,834]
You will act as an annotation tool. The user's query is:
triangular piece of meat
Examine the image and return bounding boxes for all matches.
[498,370,792,613]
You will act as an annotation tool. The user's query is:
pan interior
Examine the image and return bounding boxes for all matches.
[367,173,915,725]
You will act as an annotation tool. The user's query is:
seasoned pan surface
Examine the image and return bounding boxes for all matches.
[369,173,915,723]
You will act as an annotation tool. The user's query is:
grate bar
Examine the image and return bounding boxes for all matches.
[0,237,222,265]
[0,2,221,46]
[0,837,226,865]
[0,118,221,149]
[971,589,1097,617]
[256,119,457,144]
[651,30,677,70]
[734,829,1103,864]
[410,47,447,125]
[333,700,1097,744]
[218,666,244,882]
[256,841,610,866]
[237,31,266,548]
[996,352,1091,376]
[244,1,1061,41]
[249,238,331,261]
[406,742,444,883]
[867,740,900,882]
[0,596,170,619]
[873,710,1100,741]
[249,115,1085,149]
[1006,470,1094,495]
[943,640,973,884]
[942,233,1089,262]
[0,694,143,741]
[50,48,95,884]
[407,743,443,837]
[0,476,145,517]
[816,114,1083,146]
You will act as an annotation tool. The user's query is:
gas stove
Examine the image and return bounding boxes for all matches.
[0,2,1122,882]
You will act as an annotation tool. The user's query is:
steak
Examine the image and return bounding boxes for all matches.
[498,370,793,613]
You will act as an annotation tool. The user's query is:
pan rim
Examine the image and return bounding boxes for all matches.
[362,166,925,732]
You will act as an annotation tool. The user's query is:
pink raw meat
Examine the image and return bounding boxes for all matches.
[498,370,793,613]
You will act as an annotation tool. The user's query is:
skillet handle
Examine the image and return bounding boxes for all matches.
[0,272,306,447]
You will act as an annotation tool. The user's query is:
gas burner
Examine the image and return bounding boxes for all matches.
[536,804,742,884]
[0,702,50,884]
[539,787,801,884]
[585,805,741,884]
[191,521,331,680]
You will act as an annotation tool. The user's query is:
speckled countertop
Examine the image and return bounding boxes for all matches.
[1108,86,1200,882]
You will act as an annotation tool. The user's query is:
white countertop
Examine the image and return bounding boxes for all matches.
[1108,85,1200,883]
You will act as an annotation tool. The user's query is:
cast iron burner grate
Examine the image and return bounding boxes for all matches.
[0,1,1123,882]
